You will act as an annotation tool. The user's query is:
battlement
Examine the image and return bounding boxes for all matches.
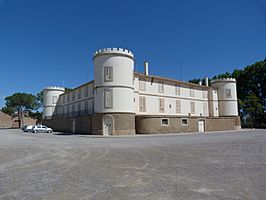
[43,86,65,91]
[93,48,134,59]
[211,78,236,83]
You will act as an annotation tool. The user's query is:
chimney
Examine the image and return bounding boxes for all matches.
[144,61,149,75]
[205,77,209,87]
[199,80,202,86]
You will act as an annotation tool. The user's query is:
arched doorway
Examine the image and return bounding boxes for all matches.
[103,115,114,136]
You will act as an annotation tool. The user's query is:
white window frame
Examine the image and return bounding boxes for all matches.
[104,66,113,82]
[104,89,113,109]
[161,118,169,126]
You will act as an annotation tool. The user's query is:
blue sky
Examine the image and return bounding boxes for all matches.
[0,0,266,108]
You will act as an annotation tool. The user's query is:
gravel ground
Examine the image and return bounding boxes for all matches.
[0,129,265,200]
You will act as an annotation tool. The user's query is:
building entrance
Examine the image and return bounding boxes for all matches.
[198,120,205,132]
[103,115,113,135]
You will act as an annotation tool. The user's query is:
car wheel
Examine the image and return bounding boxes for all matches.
[33,130,37,133]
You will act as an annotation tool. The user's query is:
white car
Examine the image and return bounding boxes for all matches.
[32,125,53,133]
[23,125,34,132]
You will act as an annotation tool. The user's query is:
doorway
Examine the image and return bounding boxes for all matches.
[198,120,205,132]
[103,115,114,136]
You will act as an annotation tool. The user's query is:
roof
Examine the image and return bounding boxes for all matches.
[134,72,209,89]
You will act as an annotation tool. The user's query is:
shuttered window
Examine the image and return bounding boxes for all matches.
[104,66,113,82]
[104,89,113,109]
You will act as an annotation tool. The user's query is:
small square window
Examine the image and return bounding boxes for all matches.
[181,118,188,126]
[161,118,169,126]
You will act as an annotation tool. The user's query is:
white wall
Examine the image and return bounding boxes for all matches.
[134,76,209,116]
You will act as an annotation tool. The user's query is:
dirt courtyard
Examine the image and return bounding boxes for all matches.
[0,129,265,200]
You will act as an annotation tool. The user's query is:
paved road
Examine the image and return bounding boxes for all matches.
[0,129,265,200]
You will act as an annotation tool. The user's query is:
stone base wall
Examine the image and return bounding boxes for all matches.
[43,116,92,134]
[92,113,135,135]
[136,115,241,134]
[43,114,240,135]
[0,112,13,128]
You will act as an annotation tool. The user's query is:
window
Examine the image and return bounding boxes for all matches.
[190,101,195,114]
[78,89,81,99]
[190,88,194,97]
[63,95,65,104]
[139,80,146,91]
[104,89,113,109]
[78,103,81,115]
[139,96,146,112]
[159,98,164,113]
[161,118,169,126]
[202,90,207,98]
[84,101,89,115]
[52,96,57,104]
[181,118,188,126]
[67,93,70,102]
[85,86,89,97]
[72,92,75,101]
[104,66,113,82]
[176,100,181,114]
[158,82,164,93]
[72,104,75,113]
[176,85,180,95]
[226,89,232,98]
[203,102,208,115]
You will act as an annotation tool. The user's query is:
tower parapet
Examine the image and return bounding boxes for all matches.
[211,78,238,117]
[93,48,134,60]
[42,86,65,119]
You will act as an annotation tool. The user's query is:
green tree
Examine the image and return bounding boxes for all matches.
[4,93,39,127]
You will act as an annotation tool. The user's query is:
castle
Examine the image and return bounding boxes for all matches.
[42,48,241,135]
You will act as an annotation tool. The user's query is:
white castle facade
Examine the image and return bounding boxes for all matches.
[43,48,241,135]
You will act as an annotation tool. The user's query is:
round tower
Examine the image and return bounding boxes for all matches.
[43,86,65,119]
[93,48,135,135]
[211,78,238,116]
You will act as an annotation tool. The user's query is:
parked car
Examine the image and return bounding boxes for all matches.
[32,125,53,133]
[22,125,34,132]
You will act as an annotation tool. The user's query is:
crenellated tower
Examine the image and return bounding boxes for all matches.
[92,48,135,135]
[211,78,238,117]
[42,86,65,119]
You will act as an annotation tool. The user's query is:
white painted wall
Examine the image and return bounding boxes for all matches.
[134,77,209,116]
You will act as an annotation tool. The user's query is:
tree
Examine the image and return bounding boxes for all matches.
[4,93,39,127]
